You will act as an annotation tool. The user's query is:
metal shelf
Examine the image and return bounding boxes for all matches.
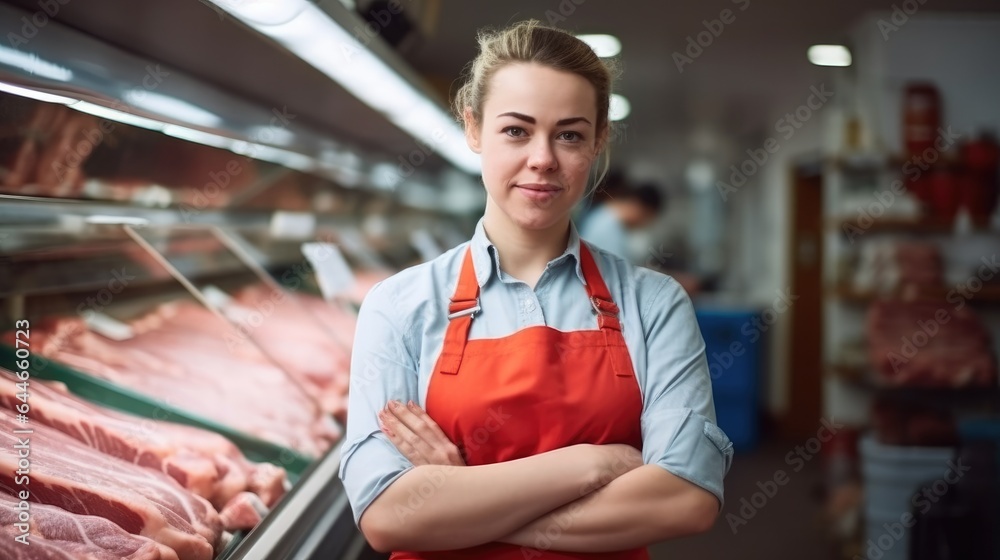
[226,441,379,560]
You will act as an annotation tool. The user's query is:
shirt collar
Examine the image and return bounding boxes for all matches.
[469,217,587,287]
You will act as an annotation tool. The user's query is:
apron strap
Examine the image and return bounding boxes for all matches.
[579,244,634,377]
[439,248,479,375]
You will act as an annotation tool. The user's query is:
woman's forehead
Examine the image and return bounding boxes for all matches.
[483,63,597,120]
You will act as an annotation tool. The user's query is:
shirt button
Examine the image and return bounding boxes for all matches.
[526,301,536,312]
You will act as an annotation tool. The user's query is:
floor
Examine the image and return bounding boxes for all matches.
[650,438,839,560]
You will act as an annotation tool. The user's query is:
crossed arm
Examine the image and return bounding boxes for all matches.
[359,401,719,553]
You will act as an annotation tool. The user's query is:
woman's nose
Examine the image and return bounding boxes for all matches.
[527,139,557,172]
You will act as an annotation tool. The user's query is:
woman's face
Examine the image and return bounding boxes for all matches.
[467,63,603,232]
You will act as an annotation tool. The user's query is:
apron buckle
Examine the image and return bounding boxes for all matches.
[590,295,619,317]
[448,299,481,320]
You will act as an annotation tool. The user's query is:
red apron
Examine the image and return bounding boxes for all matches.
[392,244,647,559]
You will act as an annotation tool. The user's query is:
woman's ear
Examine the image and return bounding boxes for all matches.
[594,123,610,158]
[463,107,482,154]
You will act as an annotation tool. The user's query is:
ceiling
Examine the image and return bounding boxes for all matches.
[5,0,1000,185]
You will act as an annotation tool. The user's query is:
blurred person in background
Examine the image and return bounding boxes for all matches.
[578,182,665,259]
[340,19,731,558]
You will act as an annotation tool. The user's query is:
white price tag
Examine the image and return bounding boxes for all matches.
[410,229,443,262]
[85,313,134,341]
[338,227,386,269]
[270,212,316,240]
[201,285,234,309]
[302,242,356,300]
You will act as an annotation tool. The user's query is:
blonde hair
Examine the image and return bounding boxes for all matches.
[452,19,617,192]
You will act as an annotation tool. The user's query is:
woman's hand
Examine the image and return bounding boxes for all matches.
[379,400,466,466]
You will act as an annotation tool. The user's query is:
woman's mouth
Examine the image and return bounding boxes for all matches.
[514,183,563,202]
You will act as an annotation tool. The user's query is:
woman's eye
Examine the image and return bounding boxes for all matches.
[502,127,527,138]
[559,131,583,142]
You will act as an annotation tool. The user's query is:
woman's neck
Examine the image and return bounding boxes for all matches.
[482,204,571,289]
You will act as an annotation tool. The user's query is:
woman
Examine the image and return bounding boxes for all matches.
[339,20,733,559]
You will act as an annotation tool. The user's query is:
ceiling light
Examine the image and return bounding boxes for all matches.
[0,46,73,81]
[610,94,631,121]
[199,0,308,26]
[577,34,621,58]
[0,81,75,104]
[123,90,222,127]
[205,0,481,175]
[808,44,852,67]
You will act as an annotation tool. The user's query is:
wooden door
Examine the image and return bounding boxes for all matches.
[781,165,824,439]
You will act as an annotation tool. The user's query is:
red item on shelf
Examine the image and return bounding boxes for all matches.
[903,83,941,159]
[928,169,960,224]
[960,134,1000,227]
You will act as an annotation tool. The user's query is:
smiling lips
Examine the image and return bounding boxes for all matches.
[514,183,563,202]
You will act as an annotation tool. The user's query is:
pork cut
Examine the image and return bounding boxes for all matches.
[17,304,341,456]
[0,368,287,519]
[0,408,222,560]
[0,492,178,560]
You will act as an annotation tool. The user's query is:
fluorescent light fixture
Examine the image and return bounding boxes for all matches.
[248,124,296,146]
[204,0,309,26]
[123,90,222,127]
[70,101,167,132]
[808,44,852,67]
[0,46,73,81]
[0,81,75,104]
[577,34,621,58]
[610,94,631,121]
[161,124,234,149]
[205,0,481,175]
[84,215,151,226]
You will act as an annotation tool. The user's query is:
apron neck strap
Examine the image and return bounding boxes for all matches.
[579,244,623,331]
[448,248,481,319]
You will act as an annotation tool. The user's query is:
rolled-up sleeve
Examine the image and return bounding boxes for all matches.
[338,280,419,525]
[638,276,733,508]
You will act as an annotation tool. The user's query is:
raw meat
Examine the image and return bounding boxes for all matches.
[0,408,222,560]
[0,492,178,560]
[0,369,288,517]
[867,300,997,387]
[218,491,268,531]
[16,306,340,456]
[231,284,352,423]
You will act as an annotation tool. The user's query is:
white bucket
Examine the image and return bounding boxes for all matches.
[858,435,956,560]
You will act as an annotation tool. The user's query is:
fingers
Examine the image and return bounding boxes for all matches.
[380,400,465,466]
[379,403,427,464]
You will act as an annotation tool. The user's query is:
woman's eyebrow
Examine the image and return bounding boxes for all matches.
[496,112,592,126]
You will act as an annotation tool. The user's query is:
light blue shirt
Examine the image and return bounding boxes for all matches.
[339,218,733,525]
[578,204,629,258]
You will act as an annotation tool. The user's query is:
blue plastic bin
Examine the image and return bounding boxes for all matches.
[694,308,762,451]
